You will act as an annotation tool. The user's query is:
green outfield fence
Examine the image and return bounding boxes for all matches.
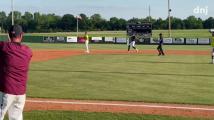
[0,35,43,43]
[0,35,7,41]
[23,36,43,43]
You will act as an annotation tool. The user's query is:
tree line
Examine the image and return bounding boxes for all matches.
[0,11,214,33]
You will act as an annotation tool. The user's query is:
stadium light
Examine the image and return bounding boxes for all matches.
[168,0,172,37]
[11,0,14,25]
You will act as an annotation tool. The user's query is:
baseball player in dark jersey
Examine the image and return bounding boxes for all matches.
[211,32,214,64]
[0,25,32,120]
[128,35,139,52]
[157,33,165,56]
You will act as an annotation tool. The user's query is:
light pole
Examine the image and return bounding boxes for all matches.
[11,0,14,25]
[149,5,151,22]
[76,15,82,37]
[76,16,79,37]
[168,0,171,37]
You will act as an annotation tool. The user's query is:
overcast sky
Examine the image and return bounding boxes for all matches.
[0,0,213,20]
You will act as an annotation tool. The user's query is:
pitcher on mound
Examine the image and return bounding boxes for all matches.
[85,31,90,53]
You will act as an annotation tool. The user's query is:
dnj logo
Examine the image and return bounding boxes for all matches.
[193,6,208,16]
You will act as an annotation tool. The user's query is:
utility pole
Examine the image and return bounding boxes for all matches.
[76,16,79,37]
[168,0,171,37]
[11,0,14,25]
[149,5,151,22]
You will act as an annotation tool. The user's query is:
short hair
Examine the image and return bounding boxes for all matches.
[8,25,23,38]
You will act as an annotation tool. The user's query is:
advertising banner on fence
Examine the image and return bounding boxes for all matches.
[92,37,102,43]
[173,38,184,44]
[104,37,114,42]
[150,38,172,44]
[198,38,210,44]
[139,38,151,44]
[56,37,66,43]
[150,38,159,44]
[163,38,173,44]
[78,37,85,43]
[43,36,56,43]
[67,36,77,43]
[186,38,197,44]
[116,38,127,43]
[92,37,102,41]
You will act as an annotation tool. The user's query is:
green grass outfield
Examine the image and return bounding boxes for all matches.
[4,111,211,120]
[26,43,211,51]
[27,43,214,105]
[0,29,211,38]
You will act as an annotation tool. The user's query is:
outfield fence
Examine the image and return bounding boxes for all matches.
[43,36,211,45]
[0,35,211,45]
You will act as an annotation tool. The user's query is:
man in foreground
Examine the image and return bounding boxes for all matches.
[0,25,32,120]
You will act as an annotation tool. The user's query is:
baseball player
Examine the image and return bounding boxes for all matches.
[157,33,165,56]
[84,31,90,53]
[211,32,214,64]
[128,35,139,52]
[0,25,32,120]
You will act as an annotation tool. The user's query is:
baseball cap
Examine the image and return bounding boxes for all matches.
[9,25,23,38]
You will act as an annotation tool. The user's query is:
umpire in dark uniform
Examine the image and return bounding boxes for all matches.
[157,33,165,56]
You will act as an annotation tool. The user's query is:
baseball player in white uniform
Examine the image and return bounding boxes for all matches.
[128,35,139,52]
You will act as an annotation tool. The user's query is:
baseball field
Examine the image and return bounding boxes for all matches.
[6,41,212,120]
[0,29,213,120]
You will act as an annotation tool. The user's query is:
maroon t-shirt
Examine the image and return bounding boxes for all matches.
[0,41,32,95]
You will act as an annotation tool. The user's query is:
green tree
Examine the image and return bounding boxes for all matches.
[171,17,185,29]
[184,16,203,29]
[79,13,89,31]
[0,11,7,32]
[109,17,127,30]
[153,18,167,29]
[128,17,141,24]
[109,17,119,30]
[203,17,214,29]
[90,14,105,30]
[60,14,76,31]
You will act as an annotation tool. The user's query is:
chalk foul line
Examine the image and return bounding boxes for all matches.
[26,100,214,111]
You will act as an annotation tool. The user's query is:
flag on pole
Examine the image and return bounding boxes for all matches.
[76,16,82,20]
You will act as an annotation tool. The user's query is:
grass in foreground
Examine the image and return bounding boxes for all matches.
[28,52,214,105]
[5,111,212,120]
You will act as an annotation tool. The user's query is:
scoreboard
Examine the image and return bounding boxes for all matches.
[127,23,152,39]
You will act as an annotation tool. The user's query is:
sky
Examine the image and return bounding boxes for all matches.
[0,0,213,20]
